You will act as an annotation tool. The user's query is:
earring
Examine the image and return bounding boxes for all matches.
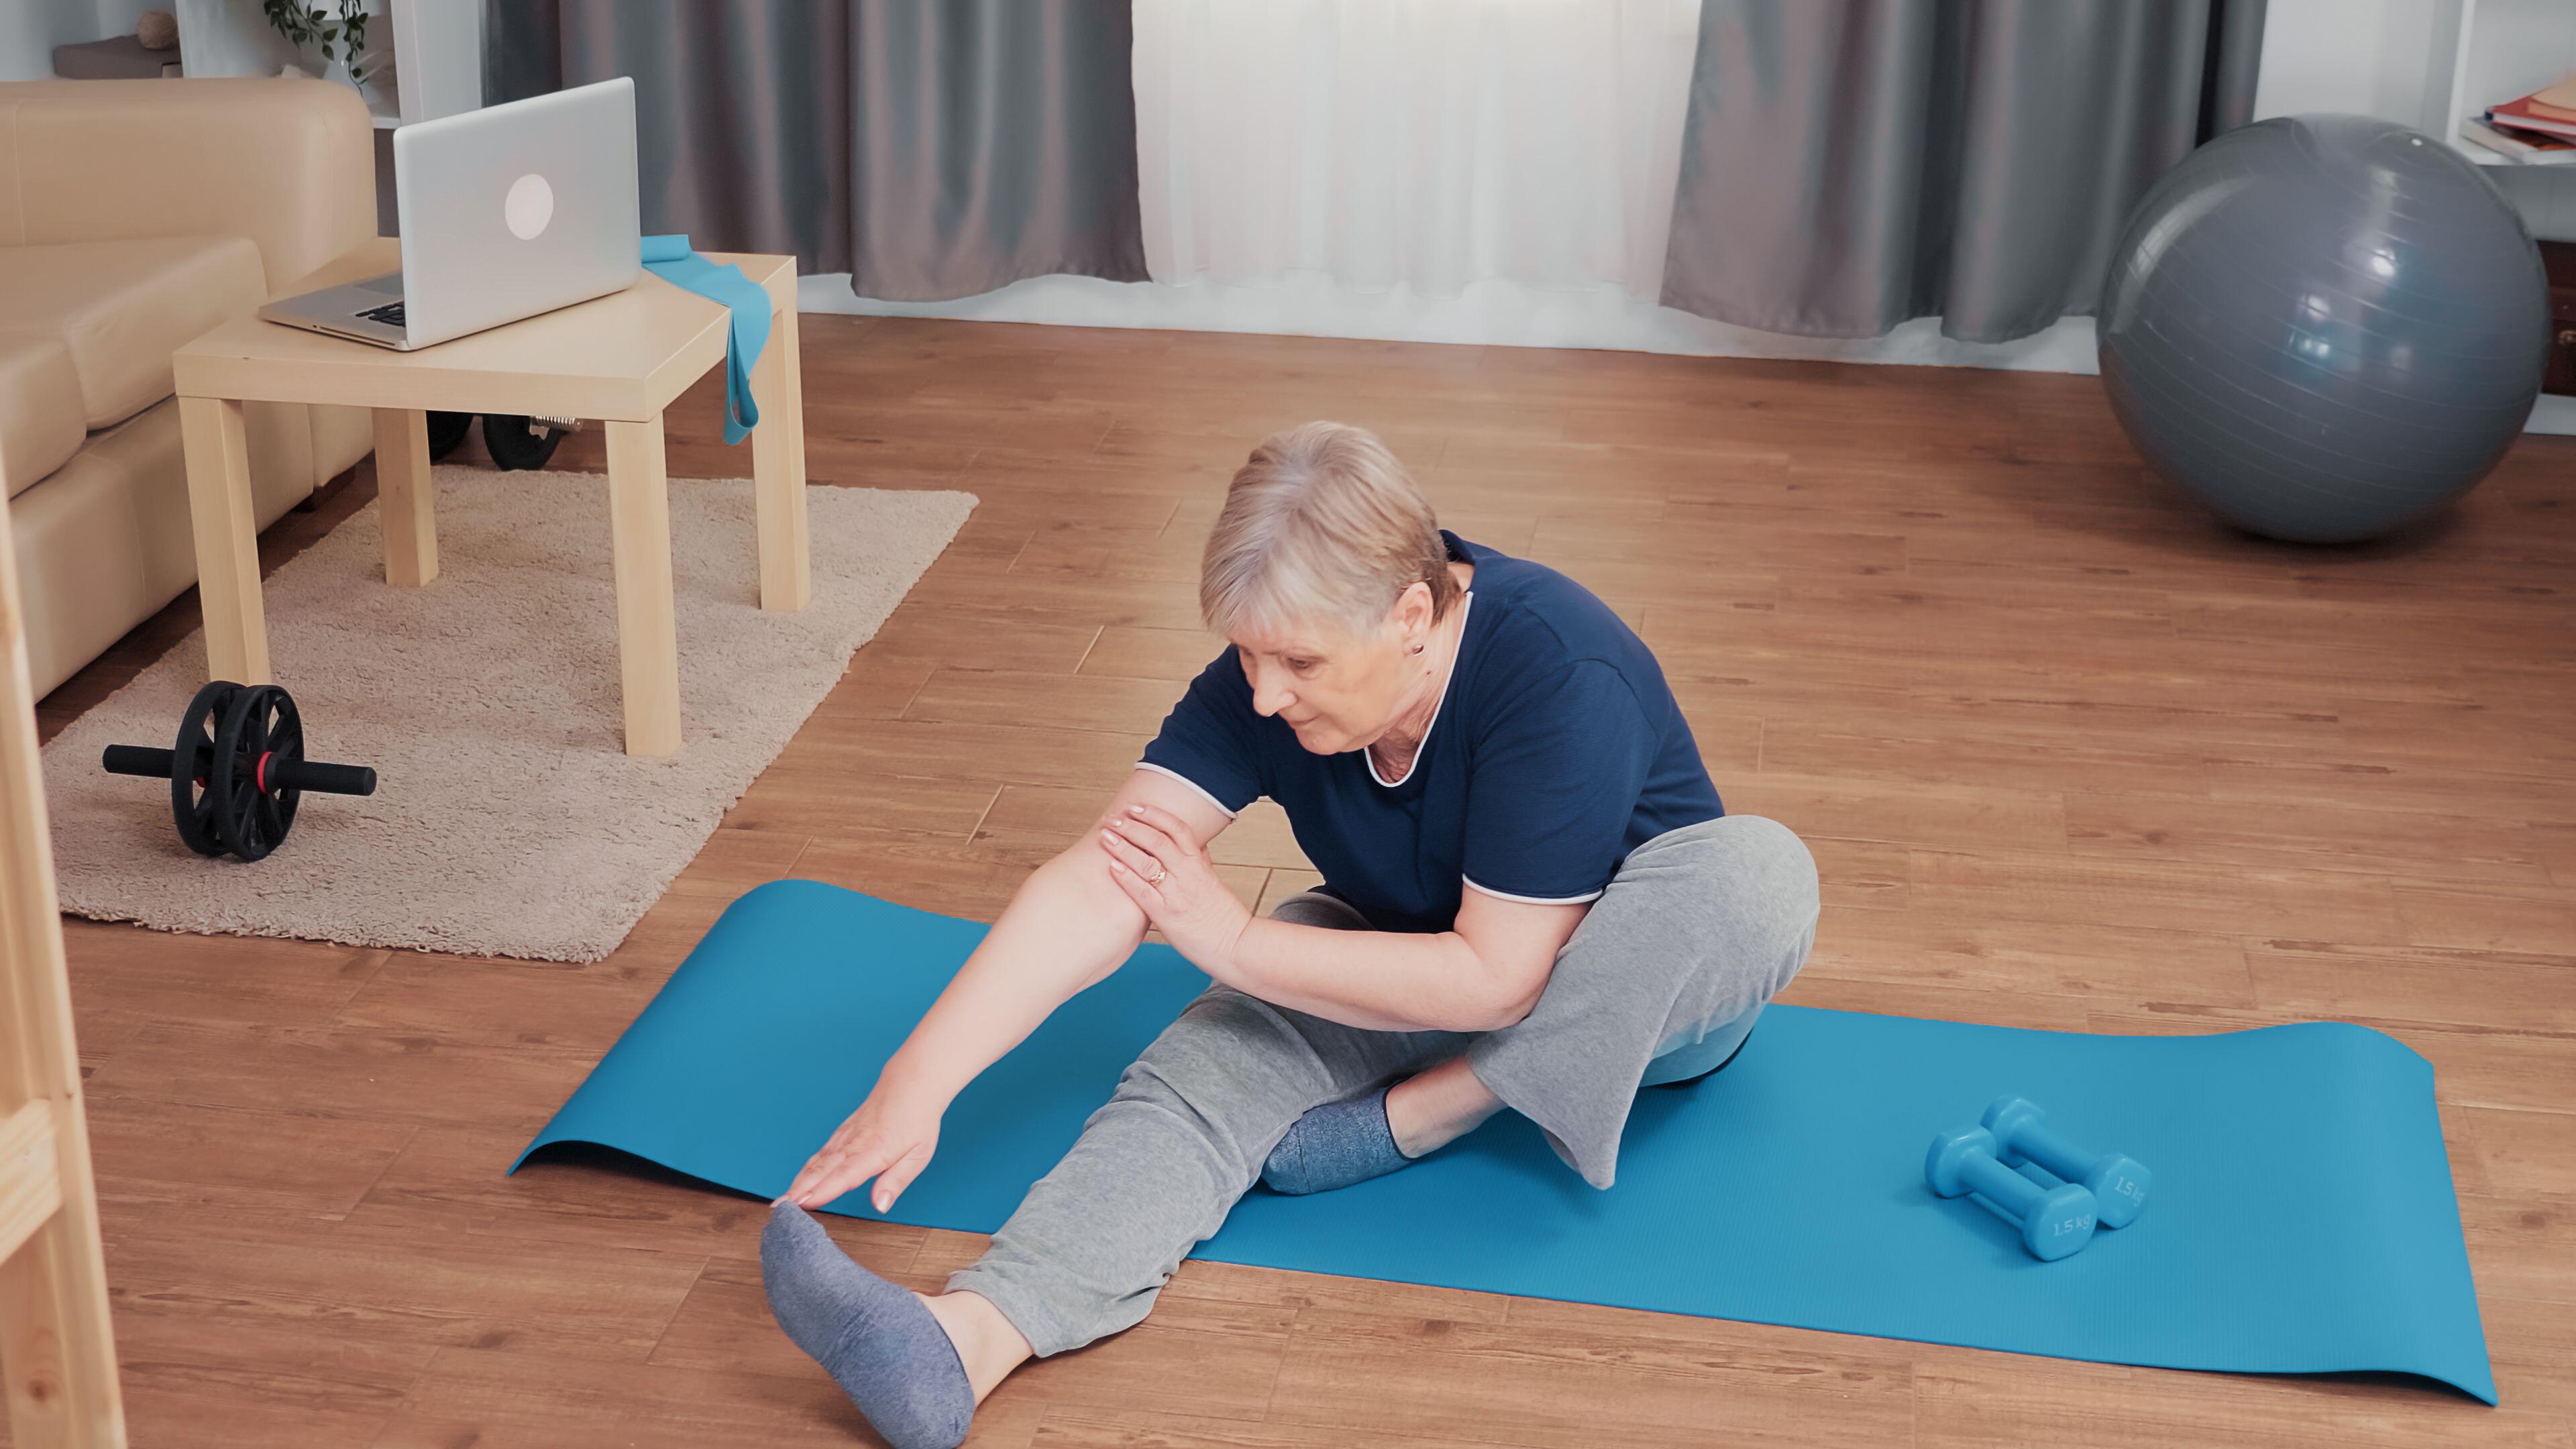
[1411,642,1425,655]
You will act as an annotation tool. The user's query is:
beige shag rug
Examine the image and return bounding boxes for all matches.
[42,466,973,962]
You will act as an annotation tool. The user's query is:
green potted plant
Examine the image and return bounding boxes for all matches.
[260,0,386,97]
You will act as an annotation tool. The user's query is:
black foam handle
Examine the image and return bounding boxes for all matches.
[102,745,176,778]
[268,759,376,796]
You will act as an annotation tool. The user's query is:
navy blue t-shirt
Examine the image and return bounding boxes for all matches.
[1140,531,1723,934]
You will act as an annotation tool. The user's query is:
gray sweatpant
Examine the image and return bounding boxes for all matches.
[947,813,1820,1356]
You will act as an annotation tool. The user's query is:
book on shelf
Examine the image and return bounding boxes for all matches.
[2490,78,2576,139]
[2526,76,2576,118]
[2462,118,2576,164]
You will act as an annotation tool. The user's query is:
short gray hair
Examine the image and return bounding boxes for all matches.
[1199,422,1462,641]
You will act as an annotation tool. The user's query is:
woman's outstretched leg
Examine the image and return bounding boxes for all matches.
[945,979,1448,1354]
[763,965,1448,1446]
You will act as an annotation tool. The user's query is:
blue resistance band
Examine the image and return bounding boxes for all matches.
[641,234,770,445]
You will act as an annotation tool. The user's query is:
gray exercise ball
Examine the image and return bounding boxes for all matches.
[2098,114,2550,543]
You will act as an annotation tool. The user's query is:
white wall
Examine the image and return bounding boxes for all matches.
[0,0,116,80]
[2,0,336,81]
[2252,0,2447,127]
[173,0,309,78]
[90,0,158,42]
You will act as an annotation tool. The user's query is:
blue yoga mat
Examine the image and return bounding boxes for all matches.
[515,881,2496,1401]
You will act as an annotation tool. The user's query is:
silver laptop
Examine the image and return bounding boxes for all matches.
[260,77,640,350]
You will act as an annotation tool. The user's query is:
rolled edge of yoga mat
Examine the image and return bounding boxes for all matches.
[511,880,2499,1405]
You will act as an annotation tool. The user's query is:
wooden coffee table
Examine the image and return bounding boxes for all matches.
[170,239,809,757]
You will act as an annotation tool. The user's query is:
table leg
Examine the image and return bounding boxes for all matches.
[373,408,439,586]
[604,415,682,757]
[751,299,810,612]
[178,395,270,684]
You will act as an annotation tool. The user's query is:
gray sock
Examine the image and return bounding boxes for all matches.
[761,1201,974,1449]
[1260,1084,1419,1195]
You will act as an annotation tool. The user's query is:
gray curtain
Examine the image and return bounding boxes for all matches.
[1662,0,2268,343]
[484,0,1148,302]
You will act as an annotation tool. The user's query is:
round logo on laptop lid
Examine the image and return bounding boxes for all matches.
[504,173,555,241]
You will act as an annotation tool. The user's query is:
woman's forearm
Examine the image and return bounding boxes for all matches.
[877,847,1147,1105]
[1218,915,1527,1034]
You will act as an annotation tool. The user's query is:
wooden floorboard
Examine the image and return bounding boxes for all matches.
[19,313,2575,1446]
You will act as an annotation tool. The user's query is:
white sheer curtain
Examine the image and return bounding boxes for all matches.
[1131,0,1704,298]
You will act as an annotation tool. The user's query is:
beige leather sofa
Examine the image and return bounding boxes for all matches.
[0,78,376,698]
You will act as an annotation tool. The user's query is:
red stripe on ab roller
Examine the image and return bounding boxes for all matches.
[1926,1095,2152,1262]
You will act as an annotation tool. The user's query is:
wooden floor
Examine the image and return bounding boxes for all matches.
[23,316,2576,1447]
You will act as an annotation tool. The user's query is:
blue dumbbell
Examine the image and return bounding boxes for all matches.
[1982,1096,2151,1229]
[1924,1125,2098,1261]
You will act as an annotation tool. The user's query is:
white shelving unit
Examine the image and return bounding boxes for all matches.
[378,0,477,125]
[174,0,478,127]
[2427,0,2576,169]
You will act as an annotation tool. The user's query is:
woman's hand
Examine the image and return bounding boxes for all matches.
[1100,802,1252,976]
[777,1081,944,1214]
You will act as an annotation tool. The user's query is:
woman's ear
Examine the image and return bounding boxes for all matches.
[1389,580,1436,651]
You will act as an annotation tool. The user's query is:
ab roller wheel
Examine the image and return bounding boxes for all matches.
[482,413,570,470]
[425,409,476,462]
[101,681,376,862]
[423,410,569,470]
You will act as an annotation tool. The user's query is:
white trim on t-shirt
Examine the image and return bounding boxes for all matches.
[1132,761,1242,818]
[1366,592,1474,790]
[1463,875,1605,907]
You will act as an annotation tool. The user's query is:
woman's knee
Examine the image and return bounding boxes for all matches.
[1105,987,1327,1139]
[1609,815,1819,990]
[1631,814,1819,922]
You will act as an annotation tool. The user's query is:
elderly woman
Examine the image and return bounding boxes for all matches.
[761,423,1820,1449]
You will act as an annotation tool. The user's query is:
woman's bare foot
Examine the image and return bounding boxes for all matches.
[918,1289,1033,1404]
[1383,1054,1504,1158]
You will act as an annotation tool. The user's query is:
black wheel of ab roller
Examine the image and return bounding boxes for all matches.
[168,680,235,857]
[212,684,303,861]
[425,410,476,462]
[104,681,377,863]
[483,414,568,471]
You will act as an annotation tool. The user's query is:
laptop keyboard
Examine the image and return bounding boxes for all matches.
[356,301,407,327]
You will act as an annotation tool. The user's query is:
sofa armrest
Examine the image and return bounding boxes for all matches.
[0,78,376,296]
